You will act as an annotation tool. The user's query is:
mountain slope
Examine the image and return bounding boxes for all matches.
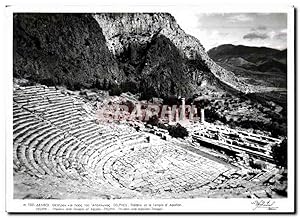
[14,13,255,99]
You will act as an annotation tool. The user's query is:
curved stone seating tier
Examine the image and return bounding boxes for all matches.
[93,143,123,181]
[53,115,84,128]
[13,110,32,118]
[13,144,19,166]
[14,91,62,99]
[80,127,109,145]
[23,125,54,147]
[50,155,65,177]
[43,135,65,153]
[75,129,104,144]
[59,119,85,131]
[48,137,70,157]
[44,99,79,111]
[13,117,37,129]
[83,138,121,168]
[16,143,43,177]
[44,154,62,177]
[13,122,44,140]
[26,127,57,149]
[71,124,100,138]
[27,146,46,175]
[13,108,35,119]
[90,136,146,174]
[35,132,62,151]
[14,95,69,109]
[13,122,44,143]
[68,121,101,133]
[49,112,82,124]
[62,140,81,160]
[41,151,59,177]
[44,107,80,120]
[14,88,62,97]
[16,95,62,106]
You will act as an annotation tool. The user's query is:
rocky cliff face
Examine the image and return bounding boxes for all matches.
[14,13,124,90]
[93,13,206,98]
[14,13,253,98]
[94,13,253,94]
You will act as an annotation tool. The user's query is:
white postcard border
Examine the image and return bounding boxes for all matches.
[5,4,295,213]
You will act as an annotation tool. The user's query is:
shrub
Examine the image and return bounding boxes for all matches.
[168,124,188,139]
[109,83,122,96]
[272,139,287,168]
[120,81,139,94]
[146,115,159,126]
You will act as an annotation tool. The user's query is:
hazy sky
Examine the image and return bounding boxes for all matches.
[172,12,287,51]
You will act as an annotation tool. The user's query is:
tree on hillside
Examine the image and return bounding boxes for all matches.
[272,138,287,168]
[146,115,159,126]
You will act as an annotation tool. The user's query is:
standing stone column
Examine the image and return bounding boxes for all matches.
[200,108,205,123]
[168,106,172,123]
[175,109,179,122]
[180,97,185,121]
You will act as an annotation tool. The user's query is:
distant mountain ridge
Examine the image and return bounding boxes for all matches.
[208,44,287,74]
